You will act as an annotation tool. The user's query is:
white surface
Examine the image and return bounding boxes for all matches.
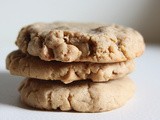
[1,44,160,120]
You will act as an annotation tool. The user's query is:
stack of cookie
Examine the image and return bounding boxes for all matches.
[6,22,145,112]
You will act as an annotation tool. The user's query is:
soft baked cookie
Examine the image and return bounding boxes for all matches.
[6,50,135,84]
[19,77,135,112]
[16,22,145,63]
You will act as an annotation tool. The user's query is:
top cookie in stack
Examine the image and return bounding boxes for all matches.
[6,22,145,112]
[16,22,145,63]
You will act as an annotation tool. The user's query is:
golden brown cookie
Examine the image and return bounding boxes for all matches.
[6,50,135,84]
[19,77,135,112]
[16,22,145,63]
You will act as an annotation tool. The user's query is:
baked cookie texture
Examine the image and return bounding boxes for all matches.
[19,77,135,112]
[6,50,135,84]
[16,22,145,63]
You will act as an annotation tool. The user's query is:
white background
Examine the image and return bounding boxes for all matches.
[0,0,160,44]
[0,0,160,120]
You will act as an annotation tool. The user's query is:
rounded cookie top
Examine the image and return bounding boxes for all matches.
[6,50,135,84]
[16,22,145,63]
[19,77,135,112]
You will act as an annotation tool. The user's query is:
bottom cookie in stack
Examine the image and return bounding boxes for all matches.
[19,77,135,113]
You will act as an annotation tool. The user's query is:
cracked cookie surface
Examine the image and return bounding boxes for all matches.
[6,50,135,84]
[16,22,145,63]
[19,77,135,112]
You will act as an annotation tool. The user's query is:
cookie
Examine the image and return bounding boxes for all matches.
[6,50,135,84]
[16,22,145,63]
[19,77,135,112]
